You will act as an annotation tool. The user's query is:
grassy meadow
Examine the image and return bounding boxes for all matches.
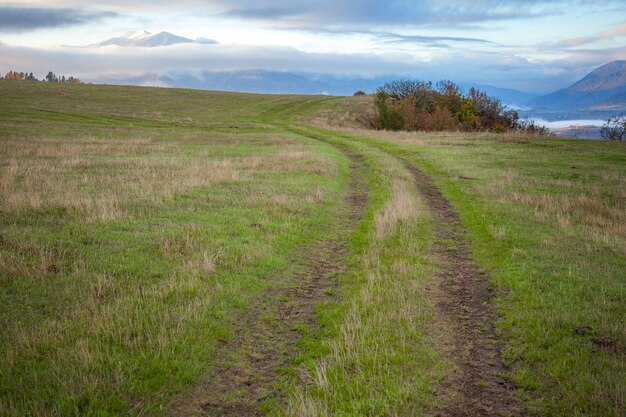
[0,81,624,416]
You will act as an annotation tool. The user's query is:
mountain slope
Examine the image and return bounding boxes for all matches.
[529,60,626,109]
[599,91,626,107]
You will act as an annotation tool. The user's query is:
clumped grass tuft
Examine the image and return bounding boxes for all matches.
[374,180,419,240]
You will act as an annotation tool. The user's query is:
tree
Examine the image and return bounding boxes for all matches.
[436,80,463,115]
[2,71,37,81]
[5,71,23,80]
[374,91,404,130]
[353,90,366,96]
[45,71,58,82]
[600,113,626,141]
[458,98,481,130]
[377,79,431,100]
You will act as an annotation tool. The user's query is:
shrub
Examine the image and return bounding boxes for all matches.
[600,113,626,141]
[353,90,366,96]
[374,79,519,133]
[374,91,403,130]
[517,119,550,135]
[490,123,506,133]
[458,98,481,130]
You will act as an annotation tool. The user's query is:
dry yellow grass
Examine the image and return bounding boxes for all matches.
[0,240,57,281]
[0,137,334,223]
[0,136,238,221]
[505,181,626,252]
[303,95,377,130]
[375,180,420,240]
[239,144,338,176]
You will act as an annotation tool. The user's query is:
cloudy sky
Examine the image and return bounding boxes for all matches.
[1,1,625,92]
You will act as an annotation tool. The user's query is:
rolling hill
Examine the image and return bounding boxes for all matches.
[0,80,624,417]
[95,68,534,103]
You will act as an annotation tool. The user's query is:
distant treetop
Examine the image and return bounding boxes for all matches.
[3,71,37,81]
[0,70,80,84]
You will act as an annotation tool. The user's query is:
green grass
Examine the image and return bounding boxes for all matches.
[277,128,445,416]
[0,82,347,415]
[403,137,626,417]
[1,80,624,416]
[299,122,625,416]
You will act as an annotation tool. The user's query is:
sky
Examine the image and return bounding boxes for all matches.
[1,1,625,93]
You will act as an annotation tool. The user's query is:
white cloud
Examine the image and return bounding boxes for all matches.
[559,21,626,47]
[1,1,624,93]
[2,40,622,92]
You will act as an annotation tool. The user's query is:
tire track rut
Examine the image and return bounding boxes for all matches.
[395,156,525,417]
[287,128,523,415]
[169,145,368,417]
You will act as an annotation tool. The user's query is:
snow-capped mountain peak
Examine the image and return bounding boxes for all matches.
[97,31,194,47]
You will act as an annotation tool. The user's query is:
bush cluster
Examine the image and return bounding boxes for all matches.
[374,79,544,134]
[3,71,37,81]
[600,113,626,141]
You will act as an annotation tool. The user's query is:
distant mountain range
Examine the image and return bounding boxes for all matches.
[98,70,535,105]
[90,31,625,117]
[96,31,216,47]
[100,69,539,104]
[528,60,626,110]
[99,70,387,96]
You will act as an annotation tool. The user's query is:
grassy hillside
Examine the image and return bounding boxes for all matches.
[1,81,624,416]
